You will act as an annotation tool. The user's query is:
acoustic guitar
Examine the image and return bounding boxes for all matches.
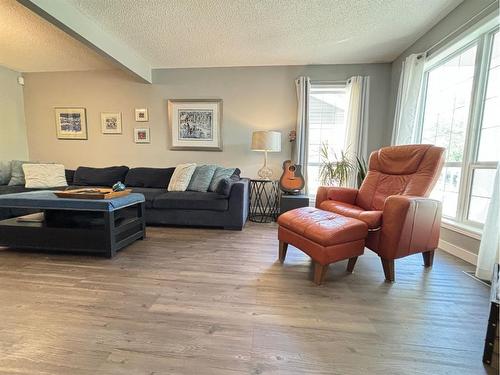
[279,160,305,194]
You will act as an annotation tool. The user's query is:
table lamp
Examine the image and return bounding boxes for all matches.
[251,130,281,179]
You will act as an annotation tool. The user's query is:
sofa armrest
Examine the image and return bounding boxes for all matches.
[379,195,442,260]
[226,178,250,229]
[315,186,359,208]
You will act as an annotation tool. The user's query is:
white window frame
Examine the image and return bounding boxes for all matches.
[416,19,499,234]
[307,81,348,199]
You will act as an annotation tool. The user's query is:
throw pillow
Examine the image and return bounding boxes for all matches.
[215,177,233,196]
[23,164,68,188]
[8,160,37,186]
[208,167,236,192]
[0,160,12,185]
[168,163,197,191]
[187,164,217,192]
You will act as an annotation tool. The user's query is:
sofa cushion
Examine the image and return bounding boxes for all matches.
[73,166,129,187]
[125,167,175,188]
[65,169,75,185]
[168,163,196,191]
[0,185,36,195]
[319,200,382,229]
[130,187,166,208]
[0,161,12,185]
[153,191,228,211]
[187,164,217,192]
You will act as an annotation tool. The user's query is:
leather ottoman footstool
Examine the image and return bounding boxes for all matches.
[277,207,368,285]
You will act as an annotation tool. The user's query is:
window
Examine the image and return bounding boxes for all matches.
[419,24,499,228]
[307,84,347,196]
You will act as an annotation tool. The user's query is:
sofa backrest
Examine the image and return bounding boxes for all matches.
[73,166,129,187]
[125,167,175,188]
[356,144,445,211]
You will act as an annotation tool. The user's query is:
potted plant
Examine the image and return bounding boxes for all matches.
[319,143,367,188]
[319,143,354,187]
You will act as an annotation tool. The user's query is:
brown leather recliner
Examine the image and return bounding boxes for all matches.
[315,144,445,281]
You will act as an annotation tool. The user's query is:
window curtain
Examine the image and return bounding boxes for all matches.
[344,75,370,187]
[293,76,310,193]
[391,53,425,145]
[476,163,500,281]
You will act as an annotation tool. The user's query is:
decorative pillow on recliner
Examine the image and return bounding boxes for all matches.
[208,167,236,192]
[73,166,129,187]
[187,164,217,192]
[168,163,197,191]
[23,164,68,188]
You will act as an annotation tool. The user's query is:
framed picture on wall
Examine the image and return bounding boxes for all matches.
[101,112,122,134]
[55,107,87,140]
[135,108,149,122]
[167,99,223,151]
[134,128,150,143]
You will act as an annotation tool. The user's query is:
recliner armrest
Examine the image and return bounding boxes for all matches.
[379,195,442,260]
[315,186,359,208]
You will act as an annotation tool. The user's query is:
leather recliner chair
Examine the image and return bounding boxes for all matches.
[315,144,445,282]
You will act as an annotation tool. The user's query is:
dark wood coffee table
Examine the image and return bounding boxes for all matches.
[0,191,146,258]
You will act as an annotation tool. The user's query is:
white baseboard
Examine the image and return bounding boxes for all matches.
[438,239,478,265]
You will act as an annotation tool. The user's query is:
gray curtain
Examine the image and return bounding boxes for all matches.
[293,76,310,193]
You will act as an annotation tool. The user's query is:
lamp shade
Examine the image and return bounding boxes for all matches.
[251,131,281,152]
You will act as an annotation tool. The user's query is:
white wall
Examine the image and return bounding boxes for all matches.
[23,64,392,178]
[0,65,29,160]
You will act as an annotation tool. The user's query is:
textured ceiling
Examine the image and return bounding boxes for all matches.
[0,0,114,72]
[69,0,462,68]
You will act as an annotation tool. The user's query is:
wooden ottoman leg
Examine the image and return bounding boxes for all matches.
[313,262,328,285]
[422,250,435,267]
[346,256,358,273]
[278,241,288,263]
[381,258,395,282]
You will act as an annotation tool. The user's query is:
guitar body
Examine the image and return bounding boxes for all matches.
[279,160,305,194]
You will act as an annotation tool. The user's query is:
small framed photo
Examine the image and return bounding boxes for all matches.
[55,107,87,140]
[100,112,122,134]
[134,128,150,143]
[135,108,149,122]
[167,99,223,151]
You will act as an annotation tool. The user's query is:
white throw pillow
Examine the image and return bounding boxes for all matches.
[168,163,197,191]
[22,163,68,188]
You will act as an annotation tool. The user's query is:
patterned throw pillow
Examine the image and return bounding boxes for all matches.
[187,165,217,192]
[23,164,68,188]
[208,167,236,192]
[168,163,197,191]
[0,160,12,185]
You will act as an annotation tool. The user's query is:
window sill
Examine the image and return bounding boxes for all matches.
[441,219,482,240]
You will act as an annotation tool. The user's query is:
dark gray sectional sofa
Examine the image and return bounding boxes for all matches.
[0,165,249,230]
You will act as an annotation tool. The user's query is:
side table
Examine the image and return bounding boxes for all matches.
[249,179,280,223]
[280,194,310,215]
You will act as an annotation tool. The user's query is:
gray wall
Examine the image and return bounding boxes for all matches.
[0,65,29,160]
[23,63,391,178]
[387,0,499,257]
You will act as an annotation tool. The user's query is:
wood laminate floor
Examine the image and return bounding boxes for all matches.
[0,223,494,375]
